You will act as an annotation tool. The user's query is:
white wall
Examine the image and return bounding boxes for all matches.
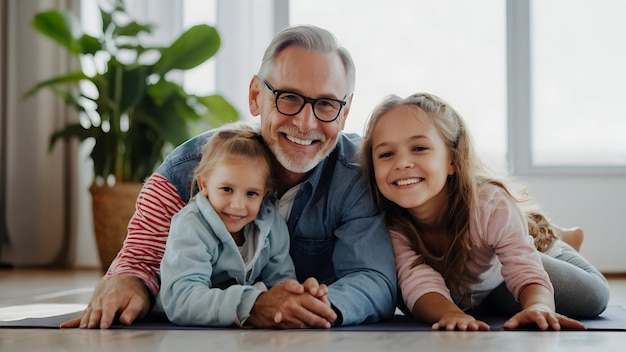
[524,176,626,273]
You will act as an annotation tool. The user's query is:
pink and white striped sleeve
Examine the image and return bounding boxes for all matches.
[106,173,186,296]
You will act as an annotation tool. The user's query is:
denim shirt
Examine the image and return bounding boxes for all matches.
[156,130,397,326]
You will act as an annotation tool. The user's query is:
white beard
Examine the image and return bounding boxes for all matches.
[271,144,327,174]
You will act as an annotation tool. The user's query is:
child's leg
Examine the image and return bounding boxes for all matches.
[540,240,610,318]
[552,225,584,252]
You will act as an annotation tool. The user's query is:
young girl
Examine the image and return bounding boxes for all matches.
[158,122,322,327]
[361,93,610,331]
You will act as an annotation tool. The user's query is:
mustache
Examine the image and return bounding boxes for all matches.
[276,126,326,142]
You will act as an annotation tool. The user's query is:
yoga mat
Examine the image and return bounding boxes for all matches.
[2,305,625,331]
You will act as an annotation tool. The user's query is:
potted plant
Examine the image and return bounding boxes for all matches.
[24,0,238,270]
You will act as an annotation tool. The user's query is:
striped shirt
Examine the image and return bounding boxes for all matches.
[106,173,184,296]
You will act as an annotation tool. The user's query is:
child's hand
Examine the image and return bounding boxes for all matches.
[432,312,490,331]
[503,305,586,331]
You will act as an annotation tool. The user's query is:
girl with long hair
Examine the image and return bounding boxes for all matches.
[361,93,609,330]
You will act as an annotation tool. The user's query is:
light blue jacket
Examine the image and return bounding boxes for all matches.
[158,193,295,326]
[156,131,397,325]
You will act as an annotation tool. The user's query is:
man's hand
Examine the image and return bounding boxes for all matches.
[246,278,336,329]
[60,275,151,329]
[285,277,330,304]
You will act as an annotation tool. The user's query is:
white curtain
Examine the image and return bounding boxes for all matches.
[0,0,80,267]
[0,0,7,264]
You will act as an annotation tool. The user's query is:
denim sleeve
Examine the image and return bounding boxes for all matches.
[155,131,213,202]
[326,176,398,326]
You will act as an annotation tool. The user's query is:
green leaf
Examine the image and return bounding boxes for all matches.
[31,10,99,55]
[78,34,102,55]
[147,101,193,146]
[126,121,164,182]
[100,7,113,34]
[172,97,202,122]
[196,95,239,126]
[22,70,89,98]
[155,24,220,74]
[145,79,180,105]
[113,21,153,37]
[49,123,99,152]
[117,66,147,113]
[49,86,88,113]
[90,129,116,179]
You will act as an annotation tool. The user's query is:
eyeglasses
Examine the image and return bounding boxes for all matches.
[263,80,347,122]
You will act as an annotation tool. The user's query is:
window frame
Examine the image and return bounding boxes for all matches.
[506,0,626,176]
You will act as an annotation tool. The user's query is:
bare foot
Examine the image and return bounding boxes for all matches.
[553,226,584,252]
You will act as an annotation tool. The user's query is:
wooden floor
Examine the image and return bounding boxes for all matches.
[1,268,625,352]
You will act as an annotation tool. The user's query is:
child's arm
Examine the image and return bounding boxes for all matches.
[480,187,585,331]
[389,229,486,330]
[413,292,490,331]
[502,283,586,331]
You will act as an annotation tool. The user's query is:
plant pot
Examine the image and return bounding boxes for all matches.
[90,182,143,272]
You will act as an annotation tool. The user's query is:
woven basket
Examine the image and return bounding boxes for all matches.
[90,182,143,272]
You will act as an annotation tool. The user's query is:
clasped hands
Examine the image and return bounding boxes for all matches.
[245,277,337,329]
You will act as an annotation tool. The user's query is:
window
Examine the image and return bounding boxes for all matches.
[530,0,626,167]
[181,0,217,95]
[290,0,507,169]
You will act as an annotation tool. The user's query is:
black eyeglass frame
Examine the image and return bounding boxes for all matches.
[263,80,347,122]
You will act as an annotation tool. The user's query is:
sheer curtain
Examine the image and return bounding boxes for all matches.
[0,0,79,267]
[0,0,7,263]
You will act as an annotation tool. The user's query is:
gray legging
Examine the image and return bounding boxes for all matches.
[470,240,610,319]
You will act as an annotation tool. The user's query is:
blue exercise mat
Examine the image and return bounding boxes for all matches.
[2,305,625,331]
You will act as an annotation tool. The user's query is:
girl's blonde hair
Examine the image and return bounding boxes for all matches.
[360,92,556,297]
[191,121,274,198]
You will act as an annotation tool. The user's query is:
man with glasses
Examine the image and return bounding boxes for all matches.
[63,25,397,329]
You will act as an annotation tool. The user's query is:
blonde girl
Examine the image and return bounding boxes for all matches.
[158,121,302,327]
[361,93,609,331]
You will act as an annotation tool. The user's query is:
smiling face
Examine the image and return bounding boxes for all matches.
[249,46,352,178]
[197,156,268,236]
[370,105,455,220]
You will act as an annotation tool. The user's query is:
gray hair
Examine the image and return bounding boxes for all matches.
[258,25,356,95]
